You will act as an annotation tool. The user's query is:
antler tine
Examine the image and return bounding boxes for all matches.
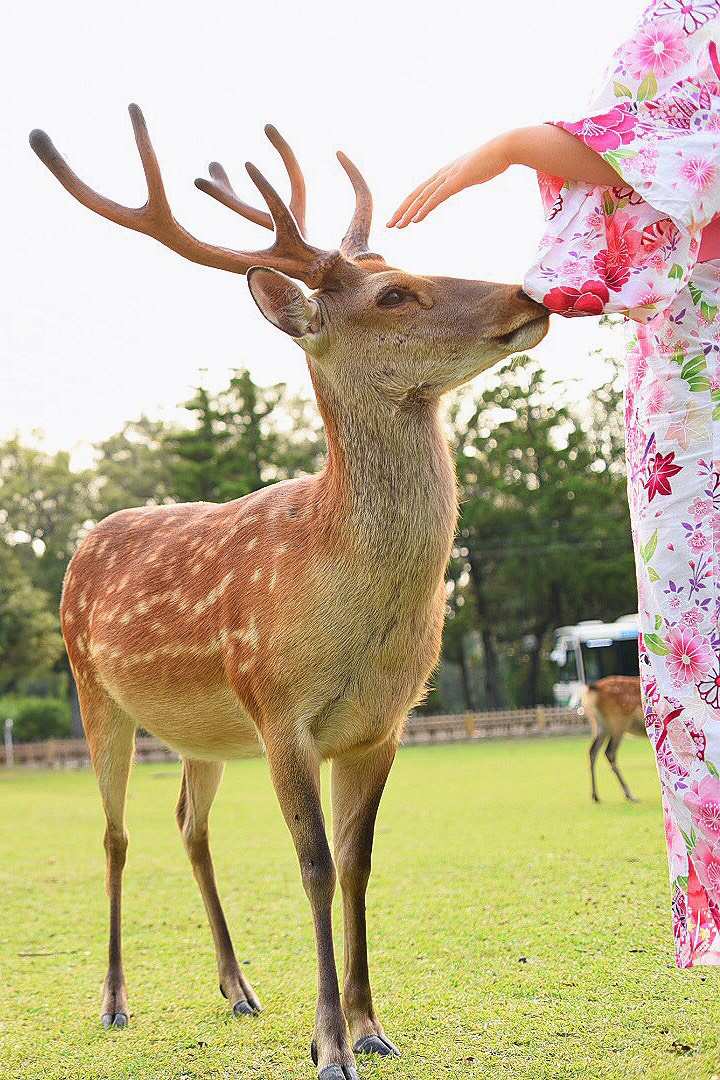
[336,151,373,257]
[128,103,172,217]
[29,119,148,235]
[29,105,327,284]
[264,125,307,236]
[195,163,274,231]
[195,124,307,238]
[244,162,308,253]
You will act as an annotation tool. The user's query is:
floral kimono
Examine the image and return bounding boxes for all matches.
[524,1,720,967]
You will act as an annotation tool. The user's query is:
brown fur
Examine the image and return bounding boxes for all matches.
[36,108,549,1075]
[583,676,644,803]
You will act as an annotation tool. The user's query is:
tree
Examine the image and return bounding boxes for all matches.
[449,355,634,707]
[167,371,279,502]
[94,416,176,519]
[0,542,63,693]
[0,438,94,606]
[267,392,326,480]
[166,369,323,503]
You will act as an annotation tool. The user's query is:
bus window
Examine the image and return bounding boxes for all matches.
[581,639,639,681]
[554,648,579,683]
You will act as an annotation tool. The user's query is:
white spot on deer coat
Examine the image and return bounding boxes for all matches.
[193,571,235,616]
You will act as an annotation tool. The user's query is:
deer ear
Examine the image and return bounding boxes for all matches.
[247,267,322,339]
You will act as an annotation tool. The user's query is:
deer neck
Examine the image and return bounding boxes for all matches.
[309,362,457,572]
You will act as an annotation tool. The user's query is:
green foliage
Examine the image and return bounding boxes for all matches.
[91,373,324,517]
[2,695,71,741]
[93,416,176,519]
[446,354,634,709]
[0,741,716,1079]
[0,438,94,606]
[0,543,63,693]
[165,370,322,503]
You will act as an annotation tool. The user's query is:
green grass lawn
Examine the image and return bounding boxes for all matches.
[1,736,719,1080]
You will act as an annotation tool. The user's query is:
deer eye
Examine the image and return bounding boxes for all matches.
[377,287,408,308]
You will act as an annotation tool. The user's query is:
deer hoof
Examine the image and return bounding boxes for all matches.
[233,999,258,1017]
[354,1034,400,1057]
[101,1012,128,1029]
[311,1044,359,1079]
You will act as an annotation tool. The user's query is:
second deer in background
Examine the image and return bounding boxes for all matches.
[583,676,644,803]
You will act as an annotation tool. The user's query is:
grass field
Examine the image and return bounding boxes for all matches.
[2,736,720,1080]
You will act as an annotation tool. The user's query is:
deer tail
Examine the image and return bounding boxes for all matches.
[581,683,601,738]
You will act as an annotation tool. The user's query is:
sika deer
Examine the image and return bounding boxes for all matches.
[30,106,548,1079]
[584,676,644,803]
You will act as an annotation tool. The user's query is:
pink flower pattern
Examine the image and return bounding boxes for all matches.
[693,840,720,895]
[560,106,641,152]
[666,626,714,682]
[626,24,689,77]
[687,776,720,835]
[543,279,609,315]
[525,1,720,969]
[681,157,718,190]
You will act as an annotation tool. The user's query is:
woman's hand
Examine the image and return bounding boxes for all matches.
[386,126,621,229]
[386,136,512,228]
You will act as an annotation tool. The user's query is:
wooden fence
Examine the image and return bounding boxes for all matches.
[0,735,175,769]
[0,707,588,768]
[403,706,588,745]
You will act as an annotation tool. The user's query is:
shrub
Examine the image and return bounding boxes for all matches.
[0,697,71,743]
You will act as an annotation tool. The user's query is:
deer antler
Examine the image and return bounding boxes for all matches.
[29,105,327,286]
[195,124,307,237]
[195,134,378,262]
[336,151,373,258]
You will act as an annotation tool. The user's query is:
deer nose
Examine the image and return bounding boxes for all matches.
[516,286,543,309]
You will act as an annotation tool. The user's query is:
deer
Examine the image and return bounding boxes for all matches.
[583,676,644,803]
[29,104,548,1080]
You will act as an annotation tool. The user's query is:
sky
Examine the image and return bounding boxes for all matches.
[2,0,638,465]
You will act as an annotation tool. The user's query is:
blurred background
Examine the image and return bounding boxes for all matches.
[1,0,640,738]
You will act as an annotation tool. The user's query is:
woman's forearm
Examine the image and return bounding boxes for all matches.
[503,125,620,187]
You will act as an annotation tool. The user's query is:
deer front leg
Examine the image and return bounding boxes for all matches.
[332,740,400,1060]
[589,733,604,803]
[265,736,358,1080]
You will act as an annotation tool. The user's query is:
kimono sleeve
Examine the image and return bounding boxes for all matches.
[524,9,720,322]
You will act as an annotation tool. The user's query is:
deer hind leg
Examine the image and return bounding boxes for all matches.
[81,685,136,1030]
[605,733,637,802]
[176,759,261,1017]
[331,740,400,1060]
[264,734,358,1080]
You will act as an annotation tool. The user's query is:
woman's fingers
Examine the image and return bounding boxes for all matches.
[392,175,448,229]
[410,180,454,223]
[386,169,443,227]
[386,142,511,229]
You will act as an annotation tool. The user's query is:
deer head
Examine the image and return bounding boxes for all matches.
[29,105,548,408]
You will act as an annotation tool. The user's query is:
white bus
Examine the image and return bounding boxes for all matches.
[550,613,640,707]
